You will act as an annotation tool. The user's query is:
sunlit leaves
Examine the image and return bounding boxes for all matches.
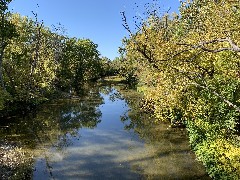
[57,38,101,91]
[0,12,103,109]
[121,0,240,178]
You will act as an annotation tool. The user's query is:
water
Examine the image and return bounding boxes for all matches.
[0,85,209,179]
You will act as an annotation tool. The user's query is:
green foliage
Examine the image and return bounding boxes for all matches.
[0,0,12,12]
[121,0,240,178]
[57,38,101,91]
[0,87,11,110]
[115,53,139,85]
[4,14,59,102]
[99,56,119,77]
[0,11,104,113]
[0,0,17,90]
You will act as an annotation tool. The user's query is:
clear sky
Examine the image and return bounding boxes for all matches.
[9,0,180,60]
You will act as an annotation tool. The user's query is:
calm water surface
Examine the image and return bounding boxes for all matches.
[0,85,209,179]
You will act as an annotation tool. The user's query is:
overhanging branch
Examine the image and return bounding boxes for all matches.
[177,37,240,53]
[192,82,240,113]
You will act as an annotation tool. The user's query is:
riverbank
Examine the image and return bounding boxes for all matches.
[107,76,240,179]
[0,83,209,179]
[97,76,126,85]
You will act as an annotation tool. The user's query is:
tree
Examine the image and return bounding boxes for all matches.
[57,38,101,92]
[121,0,240,178]
[0,0,16,89]
[3,13,59,103]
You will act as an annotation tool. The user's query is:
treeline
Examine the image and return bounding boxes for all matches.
[0,1,114,114]
[119,0,240,179]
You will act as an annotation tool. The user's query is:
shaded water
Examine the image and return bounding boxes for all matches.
[0,85,209,179]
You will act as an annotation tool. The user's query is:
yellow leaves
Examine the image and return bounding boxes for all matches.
[124,0,240,119]
[212,138,240,171]
[122,1,240,178]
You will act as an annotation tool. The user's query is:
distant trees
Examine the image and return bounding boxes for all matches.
[121,0,240,179]
[56,38,101,92]
[99,56,122,77]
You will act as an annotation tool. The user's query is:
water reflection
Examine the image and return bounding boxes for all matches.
[0,86,104,179]
[34,86,143,179]
[0,85,209,179]
[115,87,210,179]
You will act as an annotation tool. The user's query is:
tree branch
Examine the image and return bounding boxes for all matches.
[121,11,133,36]
[177,37,240,53]
[192,83,240,113]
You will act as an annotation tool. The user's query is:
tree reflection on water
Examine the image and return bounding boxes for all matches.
[113,86,210,179]
[0,85,104,179]
[0,84,209,179]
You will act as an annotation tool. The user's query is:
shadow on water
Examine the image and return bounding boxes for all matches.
[0,85,104,179]
[108,86,210,180]
[0,84,210,179]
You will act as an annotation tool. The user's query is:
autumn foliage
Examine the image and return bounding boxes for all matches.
[121,0,240,178]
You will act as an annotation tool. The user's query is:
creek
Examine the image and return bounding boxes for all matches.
[0,84,209,179]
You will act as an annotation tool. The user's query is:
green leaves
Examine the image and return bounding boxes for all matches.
[0,0,12,13]
[121,0,240,178]
[57,38,101,91]
[0,12,103,112]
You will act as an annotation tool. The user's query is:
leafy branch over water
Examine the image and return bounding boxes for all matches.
[120,0,240,179]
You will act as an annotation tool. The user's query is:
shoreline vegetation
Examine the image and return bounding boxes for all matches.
[1,0,240,179]
[0,76,125,118]
[118,0,240,179]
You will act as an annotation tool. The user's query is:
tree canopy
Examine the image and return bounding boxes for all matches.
[0,9,107,113]
[120,0,240,178]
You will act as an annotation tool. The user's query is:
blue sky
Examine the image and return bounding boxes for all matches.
[9,0,180,60]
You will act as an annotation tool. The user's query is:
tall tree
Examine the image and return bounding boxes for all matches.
[121,0,240,178]
[0,0,16,89]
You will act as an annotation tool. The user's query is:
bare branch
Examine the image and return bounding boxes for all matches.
[227,37,240,52]
[177,37,240,53]
[121,11,133,36]
[136,46,160,70]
